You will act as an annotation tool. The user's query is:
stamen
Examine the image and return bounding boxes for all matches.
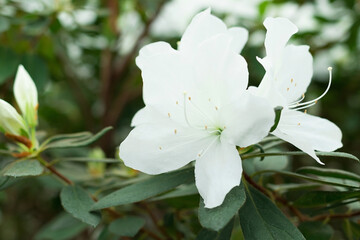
[289,67,332,110]
[168,112,171,118]
[159,146,162,150]
[291,78,293,83]
[176,101,179,105]
[215,106,218,111]
[174,129,177,134]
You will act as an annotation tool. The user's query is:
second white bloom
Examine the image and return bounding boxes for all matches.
[120,10,275,208]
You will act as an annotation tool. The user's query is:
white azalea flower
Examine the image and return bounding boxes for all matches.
[14,65,38,127]
[0,99,27,136]
[119,10,275,208]
[250,17,342,164]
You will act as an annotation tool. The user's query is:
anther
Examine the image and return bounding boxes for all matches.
[315,100,318,104]
[215,106,218,111]
[159,146,162,150]
[188,96,191,101]
[224,126,227,129]
[287,88,289,91]
[168,113,171,117]
[304,109,307,114]
[198,153,201,157]
[295,83,297,87]
[298,123,301,126]
[208,98,211,102]
[176,101,179,105]
[174,129,177,134]
[205,125,208,130]
[291,78,293,83]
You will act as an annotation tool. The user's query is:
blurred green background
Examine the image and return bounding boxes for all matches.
[0,0,359,239]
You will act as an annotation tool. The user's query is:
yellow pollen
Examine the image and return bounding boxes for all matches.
[298,123,301,126]
[159,146,162,150]
[205,125,208,130]
[168,112,171,117]
[174,129,177,134]
[188,96,191,101]
[176,101,179,105]
[291,78,293,83]
[315,100,318,104]
[198,153,201,157]
[287,88,289,91]
[215,106,218,110]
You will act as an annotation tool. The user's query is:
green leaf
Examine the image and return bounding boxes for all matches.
[253,170,359,188]
[151,184,198,201]
[34,212,88,240]
[41,127,112,150]
[108,216,145,237]
[196,218,234,240]
[270,106,283,132]
[92,167,194,210]
[296,167,360,183]
[58,157,120,163]
[0,176,20,190]
[21,54,49,91]
[298,221,334,240]
[60,185,100,227]
[293,191,360,208]
[239,182,305,240]
[242,151,359,162]
[198,184,245,231]
[3,159,43,177]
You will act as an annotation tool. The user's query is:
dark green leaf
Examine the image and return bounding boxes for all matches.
[151,184,198,201]
[296,167,360,183]
[3,159,43,177]
[270,106,283,132]
[92,167,194,210]
[35,212,88,240]
[298,221,334,240]
[41,127,112,150]
[198,184,245,231]
[0,176,20,190]
[60,185,100,227]
[242,151,359,162]
[294,191,360,207]
[108,216,145,237]
[253,170,359,188]
[239,182,305,240]
[196,218,234,240]
[21,54,49,91]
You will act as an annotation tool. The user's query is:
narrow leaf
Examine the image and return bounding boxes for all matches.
[242,151,359,162]
[4,159,43,177]
[239,182,305,240]
[41,127,112,150]
[293,191,360,208]
[198,184,245,231]
[296,167,360,183]
[60,185,100,227]
[92,167,194,210]
[151,184,198,201]
[108,216,145,237]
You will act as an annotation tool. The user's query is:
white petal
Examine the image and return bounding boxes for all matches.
[0,99,27,136]
[193,33,249,105]
[195,140,242,208]
[274,110,343,164]
[120,115,213,174]
[179,9,227,54]
[220,92,275,147]
[227,27,248,53]
[136,42,174,69]
[14,65,38,126]
[263,17,298,62]
[276,45,313,103]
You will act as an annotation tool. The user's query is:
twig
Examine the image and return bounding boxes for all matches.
[310,210,360,221]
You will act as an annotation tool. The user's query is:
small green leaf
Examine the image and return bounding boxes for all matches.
[60,185,100,227]
[298,221,334,240]
[34,212,88,240]
[239,182,305,240]
[293,191,360,208]
[108,216,145,237]
[198,185,245,231]
[41,127,112,150]
[3,159,43,177]
[92,167,194,210]
[242,151,359,162]
[253,170,359,188]
[270,106,283,132]
[296,167,360,183]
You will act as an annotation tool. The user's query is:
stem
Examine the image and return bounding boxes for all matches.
[139,202,171,239]
[37,155,74,185]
